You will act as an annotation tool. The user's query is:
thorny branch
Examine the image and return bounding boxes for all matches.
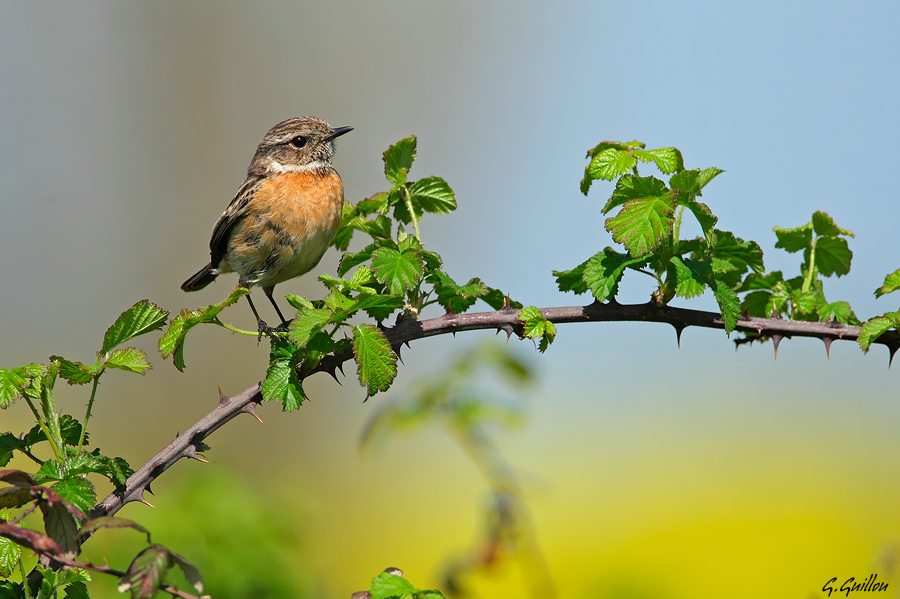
[90,300,900,524]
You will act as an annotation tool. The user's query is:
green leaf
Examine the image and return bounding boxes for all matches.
[812,211,854,237]
[818,300,855,324]
[773,225,812,254]
[158,287,248,371]
[384,136,417,186]
[88,454,133,488]
[605,194,676,257]
[519,307,556,353]
[737,271,783,293]
[480,288,523,311]
[671,257,709,299]
[601,175,669,214]
[63,581,89,599]
[407,176,457,214]
[105,348,151,375]
[0,534,21,578]
[669,167,724,194]
[426,272,489,314]
[858,312,900,351]
[261,339,306,411]
[0,367,32,409]
[815,236,852,277]
[40,499,80,554]
[51,358,94,386]
[371,247,424,295]
[357,192,390,215]
[352,324,398,396]
[713,281,741,334]
[370,571,416,599]
[581,248,645,302]
[553,260,589,295]
[287,308,334,347]
[875,268,900,298]
[0,434,19,467]
[583,147,637,193]
[337,240,397,277]
[710,231,764,273]
[741,290,773,317]
[117,544,173,599]
[50,478,96,515]
[633,147,684,174]
[102,300,168,354]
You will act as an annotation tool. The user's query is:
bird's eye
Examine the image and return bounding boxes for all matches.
[290,136,308,149]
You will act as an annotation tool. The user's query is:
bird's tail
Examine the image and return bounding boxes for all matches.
[181,263,217,292]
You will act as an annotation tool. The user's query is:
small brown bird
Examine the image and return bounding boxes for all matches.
[181,117,352,330]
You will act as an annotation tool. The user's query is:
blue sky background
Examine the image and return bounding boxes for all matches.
[2,3,899,597]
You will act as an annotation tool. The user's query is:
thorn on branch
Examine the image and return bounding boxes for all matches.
[887,341,899,368]
[217,386,229,406]
[183,445,209,463]
[240,402,263,423]
[673,323,686,348]
[772,334,784,359]
[498,323,515,341]
[823,336,833,360]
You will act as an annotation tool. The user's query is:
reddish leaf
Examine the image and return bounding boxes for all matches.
[0,523,62,555]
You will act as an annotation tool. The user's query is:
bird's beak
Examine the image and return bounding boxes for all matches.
[325,126,353,141]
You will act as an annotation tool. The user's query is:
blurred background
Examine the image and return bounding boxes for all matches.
[3,2,900,597]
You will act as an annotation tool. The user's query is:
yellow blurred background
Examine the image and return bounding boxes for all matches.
[2,2,900,598]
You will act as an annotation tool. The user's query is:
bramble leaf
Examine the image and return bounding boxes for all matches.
[633,147,684,174]
[105,348,152,375]
[102,300,168,354]
[51,477,96,515]
[812,211,853,237]
[815,236,852,277]
[261,339,306,411]
[288,308,334,347]
[519,307,556,353]
[713,281,741,334]
[353,324,397,396]
[426,272,489,314]
[875,268,900,298]
[51,358,94,385]
[370,571,417,599]
[371,247,424,295]
[858,312,900,351]
[773,225,812,253]
[672,257,709,299]
[159,287,248,371]
[384,136,417,186]
[408,176,456,214]
[582,249,645,302]
[605,194,675,257]
[602,175,669,214]
[581,143,634,194]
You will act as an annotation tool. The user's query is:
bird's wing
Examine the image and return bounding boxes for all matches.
[208,174,266,268]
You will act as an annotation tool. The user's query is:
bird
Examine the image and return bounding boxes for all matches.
[181,116,352,333]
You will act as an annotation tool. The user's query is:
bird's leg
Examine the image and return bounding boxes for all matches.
[263,286,290,330]
[245,294,277,341]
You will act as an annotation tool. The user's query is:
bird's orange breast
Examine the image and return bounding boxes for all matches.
[227,169,344,287]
